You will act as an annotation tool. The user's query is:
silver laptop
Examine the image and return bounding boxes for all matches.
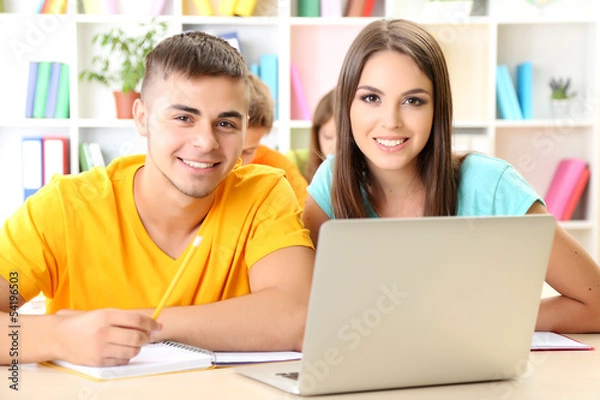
[237,215,556,396]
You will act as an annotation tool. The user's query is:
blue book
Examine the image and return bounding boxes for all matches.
[22,137,43,200]
[249,63,260,77]
[496,65,523,120]
[259,54,278,119]
[44,62,62,118]
[516,62,533,119]
[25,62,39,118]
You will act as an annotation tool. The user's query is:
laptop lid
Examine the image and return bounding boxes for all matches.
[239,215,556,396]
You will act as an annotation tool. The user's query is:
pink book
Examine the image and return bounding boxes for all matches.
[290,63,311,121]
[544,158,590,221]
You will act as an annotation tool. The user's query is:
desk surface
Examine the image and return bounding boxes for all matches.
[3,334,600,400]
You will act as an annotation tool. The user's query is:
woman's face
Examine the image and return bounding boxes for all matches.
[349,50,434,176]
[318,117,336,157]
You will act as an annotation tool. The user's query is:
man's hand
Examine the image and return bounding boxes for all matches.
[52,309,161,366]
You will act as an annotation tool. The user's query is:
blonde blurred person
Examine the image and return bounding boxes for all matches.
[288,89,336,182]
[241,74,308,206]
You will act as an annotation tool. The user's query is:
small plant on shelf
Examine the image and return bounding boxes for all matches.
[79,20,168,118]
[549,77,575,100]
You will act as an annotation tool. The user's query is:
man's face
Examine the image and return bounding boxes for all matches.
[134,73,248,199]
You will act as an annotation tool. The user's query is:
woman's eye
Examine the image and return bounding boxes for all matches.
[361,94,380,103]
[404,97,424,106]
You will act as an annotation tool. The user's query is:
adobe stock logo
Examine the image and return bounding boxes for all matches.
[297,282,408,392]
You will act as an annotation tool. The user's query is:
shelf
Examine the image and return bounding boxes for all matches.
[0,0,598,260]
[494,120,595,129]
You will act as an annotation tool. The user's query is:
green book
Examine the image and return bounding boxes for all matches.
[78,143,91,172]
[54,63,70,118]
[0,0,4,13]
[298,0,320,16]
[32,61,52,118]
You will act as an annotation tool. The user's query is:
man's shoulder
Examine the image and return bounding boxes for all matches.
[47,155,142,201]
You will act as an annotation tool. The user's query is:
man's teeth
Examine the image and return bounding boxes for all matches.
[182,159,215,168]
[376,138,407,147]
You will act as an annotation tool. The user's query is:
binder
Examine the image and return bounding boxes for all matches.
[259,54,278,119]
[32,61,52,118]
[42,137,69,184]
[44,62,62,118]
[25,62,39,118]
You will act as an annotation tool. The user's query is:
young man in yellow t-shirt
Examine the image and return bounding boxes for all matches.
[0,32,314,367]
[240,74,308,206]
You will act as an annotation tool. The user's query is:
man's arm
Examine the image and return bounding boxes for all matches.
[0,276,160,366]
[150,245,315,351]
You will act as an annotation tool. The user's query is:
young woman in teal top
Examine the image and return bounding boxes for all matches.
[303,19,600,333]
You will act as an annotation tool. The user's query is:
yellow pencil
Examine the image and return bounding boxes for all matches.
[152,236,203,320]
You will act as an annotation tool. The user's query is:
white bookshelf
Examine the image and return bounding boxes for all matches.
[0,0,599,261]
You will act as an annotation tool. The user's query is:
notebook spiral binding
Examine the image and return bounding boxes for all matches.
[161,340,214,358]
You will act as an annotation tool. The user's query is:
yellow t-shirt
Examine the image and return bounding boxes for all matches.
[252,145,308,207]
[0,155,313,314]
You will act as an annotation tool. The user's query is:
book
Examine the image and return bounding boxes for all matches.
[149,0,168,16]
[44,62,62,118]
[25,62,39,118]
[54,63,70,118]
[44,340,302,381]
[82,0,100,14]
[563,168,590,220]
[233,0,257,16]
[249,63,260,76]
[544,158,590,221]
[32,61,52,118]
[320,0,342,17]
[88,142,106,167]
[344,0,365,16]
[22,137,43,200]
[516,61,533,119]
[259,54,278,119]
[531,331,593,351]
[78,143,91,172]
[361,0,376,16]
[193,0,213,15]
[290,63,311,120]
[39,0,53,13]
[496,65,523,120]
[298,0,320,17]
[42,137,69,184]
[217,0,237,16]
[50,0,67,13]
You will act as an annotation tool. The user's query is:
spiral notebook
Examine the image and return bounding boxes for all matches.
[43,341,301,381]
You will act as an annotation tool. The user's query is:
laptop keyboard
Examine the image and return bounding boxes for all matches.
[276,372,299,380]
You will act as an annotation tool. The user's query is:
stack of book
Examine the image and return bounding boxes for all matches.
[496,61,533,120]
[25,61,70,119]
[298,0,377,17]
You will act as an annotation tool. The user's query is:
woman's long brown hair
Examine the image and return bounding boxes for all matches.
[332,19,465,219]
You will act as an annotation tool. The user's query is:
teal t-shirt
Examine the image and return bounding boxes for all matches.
[307,153,543,218]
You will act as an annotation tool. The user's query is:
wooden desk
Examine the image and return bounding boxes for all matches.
[3,334,600,400]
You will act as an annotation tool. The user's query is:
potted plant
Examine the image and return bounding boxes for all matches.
[423,0,474,19]
[79,20,168,119]
[549,77,575,119]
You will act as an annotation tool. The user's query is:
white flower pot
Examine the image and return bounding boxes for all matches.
[423,1,474,20]
[550,99,573,120]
